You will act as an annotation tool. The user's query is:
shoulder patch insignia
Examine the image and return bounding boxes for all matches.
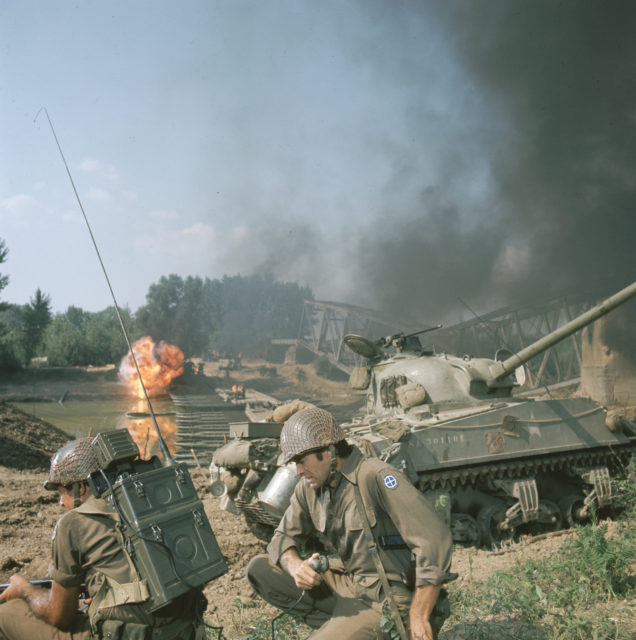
[383,474,398,490]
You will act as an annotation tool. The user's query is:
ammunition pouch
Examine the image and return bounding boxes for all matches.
[89,575,150,613]
[89,575,150,639]
[94,619,140,640]
[89,577,205,640]
[94,616,203,640]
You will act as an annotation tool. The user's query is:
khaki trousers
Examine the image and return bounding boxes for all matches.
[246,554,413,640]
[0,599,92,640]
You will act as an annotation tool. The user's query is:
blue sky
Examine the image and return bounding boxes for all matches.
[0,1,492,315]
[2,1,634,321]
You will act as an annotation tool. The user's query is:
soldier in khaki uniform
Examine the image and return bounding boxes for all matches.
[246,407,454,640]
[0,438,206,640]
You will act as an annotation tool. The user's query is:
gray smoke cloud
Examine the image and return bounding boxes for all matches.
[226,1,636,327]
[345,1,636,323]
[601,301,636,358]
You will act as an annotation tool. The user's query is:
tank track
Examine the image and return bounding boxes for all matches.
[416,443,635,491]
[231,442,635,545]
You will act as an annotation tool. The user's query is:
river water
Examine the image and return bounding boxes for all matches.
[12,396,177,441]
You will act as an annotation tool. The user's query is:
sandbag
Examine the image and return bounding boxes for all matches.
[270,400,316,424]
[349,366,371,390]
[212,438,280,468]
[396,382,427,409]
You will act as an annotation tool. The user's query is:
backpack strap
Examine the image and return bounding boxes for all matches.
[352,473,409,640]
[75,500,147,598]
[74,501,151,625]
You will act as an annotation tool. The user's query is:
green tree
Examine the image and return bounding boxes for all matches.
[43,306,135,367]
[83,307,133,365]
[136,272,312,358]
[172,276,221,356]
[0,238,8,304]
[0,239,20,371]
[135,274,184,345]
[0,305,22,372]
[64,305,86,328]
[212,273,312,355]
[43,311,85,366]
[136,274,221,356]
[21,288,52,364]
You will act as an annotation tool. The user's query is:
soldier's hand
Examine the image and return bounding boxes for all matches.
[292,553,324,591]
[410,619,435,640]
[0,574,29,603]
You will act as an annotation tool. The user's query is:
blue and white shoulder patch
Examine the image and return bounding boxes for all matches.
[383,473,398,490]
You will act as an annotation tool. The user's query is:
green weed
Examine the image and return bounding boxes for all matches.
[216,597,312,640]
[447,511,636,639]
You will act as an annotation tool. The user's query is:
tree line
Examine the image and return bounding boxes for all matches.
[0,237,312,371]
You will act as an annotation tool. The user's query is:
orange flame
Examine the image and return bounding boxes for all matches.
[122,402,177,459]
[119,336,184,398]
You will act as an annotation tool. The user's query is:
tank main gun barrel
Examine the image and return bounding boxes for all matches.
[487,280,636,386]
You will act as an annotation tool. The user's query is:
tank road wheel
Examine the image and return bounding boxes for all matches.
[560,496,588,528]
[450,514,480,546]
[537,500,563,532]
[477,505,514,548]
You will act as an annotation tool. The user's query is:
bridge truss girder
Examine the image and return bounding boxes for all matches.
[296,292,599,389]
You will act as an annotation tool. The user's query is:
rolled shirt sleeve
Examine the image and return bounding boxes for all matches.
[48,512,85,588]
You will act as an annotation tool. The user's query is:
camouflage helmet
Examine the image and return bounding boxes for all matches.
[280,407,345,464]
[44,437,101,491]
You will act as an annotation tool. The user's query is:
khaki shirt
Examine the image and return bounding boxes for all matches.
[50,496,134,595]
[49,495,199,626]
[268,447,453,589]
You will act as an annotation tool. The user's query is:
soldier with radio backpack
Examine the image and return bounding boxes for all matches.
[246,407,454,640]
[0,437,207,640]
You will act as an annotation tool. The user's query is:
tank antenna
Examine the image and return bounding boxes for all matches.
[34,107,174,465]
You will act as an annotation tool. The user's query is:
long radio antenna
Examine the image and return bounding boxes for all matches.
[34,107,174,465]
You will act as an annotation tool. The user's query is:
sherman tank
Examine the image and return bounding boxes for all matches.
[211,281,636,547]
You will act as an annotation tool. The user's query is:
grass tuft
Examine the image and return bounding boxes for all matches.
[447,477,636,639]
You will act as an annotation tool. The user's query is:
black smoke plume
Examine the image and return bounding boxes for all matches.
[352,1,636,323]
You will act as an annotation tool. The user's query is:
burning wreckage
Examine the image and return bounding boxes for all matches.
[119,337,280,468]
[210,282,636,547]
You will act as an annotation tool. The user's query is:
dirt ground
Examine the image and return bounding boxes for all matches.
[0,361,619,638]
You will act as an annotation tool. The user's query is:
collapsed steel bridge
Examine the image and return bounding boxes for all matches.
[291,291,602,390]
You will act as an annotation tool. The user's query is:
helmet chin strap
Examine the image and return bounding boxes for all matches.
[327,444,339,484]
[72,482,81,508]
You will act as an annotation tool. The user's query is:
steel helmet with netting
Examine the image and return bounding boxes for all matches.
[44,437,101,490]
[280,407,346,464]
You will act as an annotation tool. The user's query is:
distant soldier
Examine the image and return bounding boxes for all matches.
[0,437,206,640]
[246,407,454,640]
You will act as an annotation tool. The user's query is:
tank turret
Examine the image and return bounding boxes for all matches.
[341,282,635,419]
